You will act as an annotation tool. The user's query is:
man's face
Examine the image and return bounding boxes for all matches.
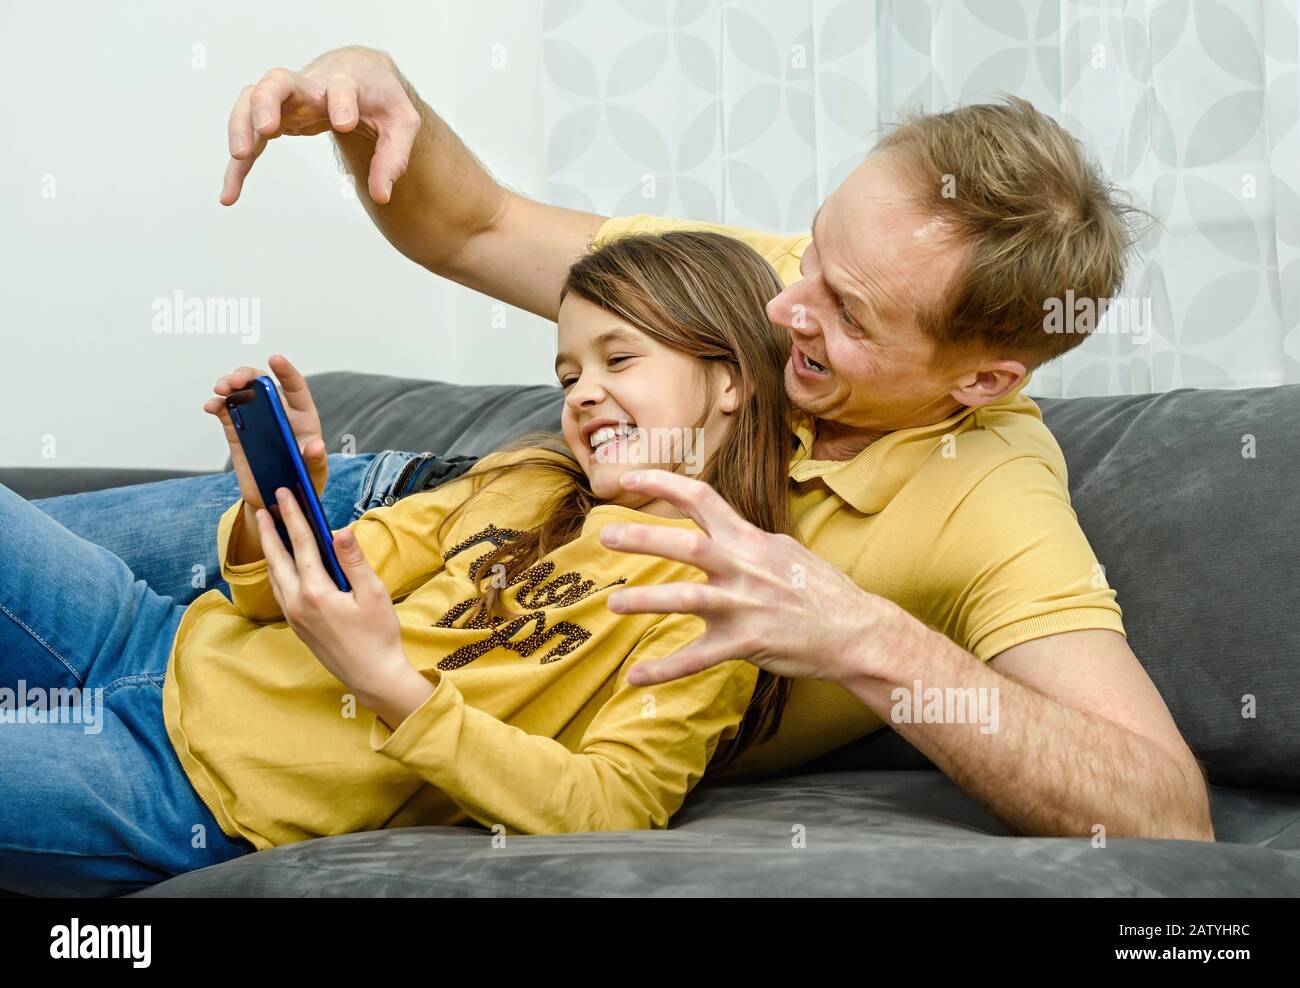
[766,152,979,438]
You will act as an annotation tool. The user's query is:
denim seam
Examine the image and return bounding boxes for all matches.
[100,673,167,698]
[0,599,80,684]
[353,451,390,518]
[0,842,161,860]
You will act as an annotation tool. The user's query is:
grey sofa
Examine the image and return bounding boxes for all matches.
[4,372,1298,897]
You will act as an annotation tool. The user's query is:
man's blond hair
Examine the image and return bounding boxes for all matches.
[874,95,1151,368]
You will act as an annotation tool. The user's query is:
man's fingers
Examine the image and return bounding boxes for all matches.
[626,637,736,687]
[222,69,322,205]
[248,67,298,138]
[220,144,264,206]
[599,521,732,575]
[620,469,752,541]
[222,82,269,205]
[228,86,256,158]
[607,582,726,617]
[368,109,419,204]
[325,73,360,132]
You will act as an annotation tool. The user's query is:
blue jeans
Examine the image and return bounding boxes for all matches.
[2,450,441,896]
[0,480,252,897]
[34,451,430,605]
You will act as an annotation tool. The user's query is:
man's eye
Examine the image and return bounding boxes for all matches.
[838,300,859,328]
[559,376,577,389]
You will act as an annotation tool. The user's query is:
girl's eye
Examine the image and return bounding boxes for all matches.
[559,355,635,389]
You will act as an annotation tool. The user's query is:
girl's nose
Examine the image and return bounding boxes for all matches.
[565,375,606,409]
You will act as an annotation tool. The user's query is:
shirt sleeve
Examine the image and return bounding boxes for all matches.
[366,615,760,834]
[915,454,1127,662]
[216,493,452,623]
[595,214,809,287]
[217,448,571,622]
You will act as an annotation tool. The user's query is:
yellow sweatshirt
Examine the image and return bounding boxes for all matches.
[161,449,758,852]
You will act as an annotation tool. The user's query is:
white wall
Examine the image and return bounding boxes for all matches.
[0,0,555,470]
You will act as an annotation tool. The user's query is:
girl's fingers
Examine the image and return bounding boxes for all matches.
[212,367,266,396]
[275,488,324,577]
[255,507,300,597]
[333,529,385,599]
[302,436,327,463]
[268,354,307,400]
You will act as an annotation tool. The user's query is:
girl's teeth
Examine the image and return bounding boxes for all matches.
[589,425,637,450]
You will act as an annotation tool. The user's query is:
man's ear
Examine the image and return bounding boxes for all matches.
[949,359,1027,409]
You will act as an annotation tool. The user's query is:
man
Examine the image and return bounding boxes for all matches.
[55,45,1212,842]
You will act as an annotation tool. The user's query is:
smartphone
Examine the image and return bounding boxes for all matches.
[225,376,351,591]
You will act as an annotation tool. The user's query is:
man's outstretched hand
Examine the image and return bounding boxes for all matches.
[221,46,422,207]
[599,469,912,688]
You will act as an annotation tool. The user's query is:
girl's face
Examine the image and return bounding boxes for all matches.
[555,294,739,516]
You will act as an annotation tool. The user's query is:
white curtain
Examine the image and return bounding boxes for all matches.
[540,0,1300,395]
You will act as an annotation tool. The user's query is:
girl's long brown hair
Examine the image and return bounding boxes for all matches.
[435,230,796,766]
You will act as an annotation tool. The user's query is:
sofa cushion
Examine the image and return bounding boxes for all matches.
[127,771,1300,896]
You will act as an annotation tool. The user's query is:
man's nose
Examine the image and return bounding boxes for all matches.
[768,286,820,337]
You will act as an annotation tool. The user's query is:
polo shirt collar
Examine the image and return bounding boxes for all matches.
[788,373,1036,515]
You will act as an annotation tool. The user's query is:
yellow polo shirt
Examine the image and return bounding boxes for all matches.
[596,215,1126,781]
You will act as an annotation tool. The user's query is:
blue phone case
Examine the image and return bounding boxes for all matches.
[225,376,351,591]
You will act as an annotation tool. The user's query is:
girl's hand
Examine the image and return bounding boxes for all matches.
[202,353,329,511]
[256,488,428,722]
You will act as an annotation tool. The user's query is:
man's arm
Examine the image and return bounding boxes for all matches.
[222,46,607,320]
[598,469,1215,843]
[838,625,1214,841]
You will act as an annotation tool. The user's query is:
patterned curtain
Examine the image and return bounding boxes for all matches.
[541,0,1300,395]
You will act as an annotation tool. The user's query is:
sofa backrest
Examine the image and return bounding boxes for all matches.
[1035,386,1299,793]
[307,372,1300,794]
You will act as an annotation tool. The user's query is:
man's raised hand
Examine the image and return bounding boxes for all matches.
[220,47,422,207]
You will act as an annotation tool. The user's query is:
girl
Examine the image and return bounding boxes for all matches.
[0,231,795,897]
